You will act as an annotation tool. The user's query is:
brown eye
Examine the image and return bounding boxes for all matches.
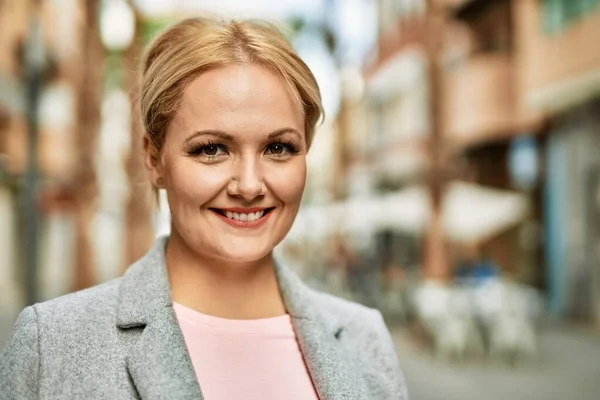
[186,143,227,159]
[265,141,299,158]
[269,143,285,155]
[204,144,219,156]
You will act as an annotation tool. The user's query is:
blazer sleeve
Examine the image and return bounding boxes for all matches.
[0,306,40,399]
[370,310,410,400]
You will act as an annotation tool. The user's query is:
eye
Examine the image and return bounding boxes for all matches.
[268,143,286,155]
[203,144,221,156]
[265,141,299,157]
[187,142,228,158]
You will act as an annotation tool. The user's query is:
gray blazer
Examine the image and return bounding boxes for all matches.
[0,237,408,399]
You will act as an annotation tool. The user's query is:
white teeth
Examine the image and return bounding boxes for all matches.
[222,210,266,222]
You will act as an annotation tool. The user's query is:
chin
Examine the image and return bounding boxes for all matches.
[172,222,287,264]
[209,229,289,264]
[216,245,273,263]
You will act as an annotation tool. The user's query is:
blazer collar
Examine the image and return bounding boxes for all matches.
[117,236,366,400]
[275,262,368,399]
[117,236,172,328]
[117,236,202,399]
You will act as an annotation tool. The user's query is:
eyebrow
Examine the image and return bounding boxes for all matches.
[185,128,302,144]
[185,130,234,143]
[268,128,302,140]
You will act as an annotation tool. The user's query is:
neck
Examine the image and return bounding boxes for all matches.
[165,231,287,320]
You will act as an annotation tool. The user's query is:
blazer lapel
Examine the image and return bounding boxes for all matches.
[126,307,202,399]
[117,237,202,399]
[275,261,368,400]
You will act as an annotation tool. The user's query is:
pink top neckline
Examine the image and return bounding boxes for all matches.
[172,302,294,336]
[173,301,320,399]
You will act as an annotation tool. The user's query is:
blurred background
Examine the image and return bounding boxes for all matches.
[1,0,600,399]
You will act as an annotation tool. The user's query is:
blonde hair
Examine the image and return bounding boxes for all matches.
[140,17,323,156]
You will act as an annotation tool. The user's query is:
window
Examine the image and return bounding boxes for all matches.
[541,0,599,35]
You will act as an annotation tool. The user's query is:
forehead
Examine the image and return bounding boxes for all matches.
[173,64,304,138]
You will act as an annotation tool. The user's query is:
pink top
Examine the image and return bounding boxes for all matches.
[173,302,320,400]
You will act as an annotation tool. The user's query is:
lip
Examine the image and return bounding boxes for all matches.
[219,207,268,213]
[210,207,274,229]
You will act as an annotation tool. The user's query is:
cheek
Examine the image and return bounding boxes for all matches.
[266,159,306,205]
[164,159,229,203]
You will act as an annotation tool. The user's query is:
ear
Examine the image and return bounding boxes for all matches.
[143,134,164,189]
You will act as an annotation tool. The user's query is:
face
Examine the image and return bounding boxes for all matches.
[145,64,307,263]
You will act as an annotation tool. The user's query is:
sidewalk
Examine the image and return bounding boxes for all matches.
[391,325,600,400]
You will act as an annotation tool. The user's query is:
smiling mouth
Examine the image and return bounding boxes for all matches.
[209,207,275,222]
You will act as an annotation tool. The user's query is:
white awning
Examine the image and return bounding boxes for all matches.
[380,181,531,244]
[287,181,530,246]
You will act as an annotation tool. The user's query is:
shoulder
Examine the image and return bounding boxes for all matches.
[309,288,410,399]
[33,278,122,329]
[308,289,399,360]
[313,290,397,354]
[310,288,388,332]
[2,278,122,353]
[1,279,128,397]
[0,306,40,397]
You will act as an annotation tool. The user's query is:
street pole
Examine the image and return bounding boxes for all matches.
[21,3,45,305]
[122,5,154,269]
[72,0,102,291]
[423,0,449,281]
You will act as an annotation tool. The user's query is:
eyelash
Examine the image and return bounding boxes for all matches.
[186,140,300,159]
[268,140,300,155]
[186,141,224,158]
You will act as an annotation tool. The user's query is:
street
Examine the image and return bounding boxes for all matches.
[391,326,600,400]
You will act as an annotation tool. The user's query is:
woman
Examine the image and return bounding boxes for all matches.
[0,17,408,399]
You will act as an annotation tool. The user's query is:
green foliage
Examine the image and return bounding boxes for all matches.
[140,17,175,47]
[104,52,123,90]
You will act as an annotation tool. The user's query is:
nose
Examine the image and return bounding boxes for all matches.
[227,158,266,201]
